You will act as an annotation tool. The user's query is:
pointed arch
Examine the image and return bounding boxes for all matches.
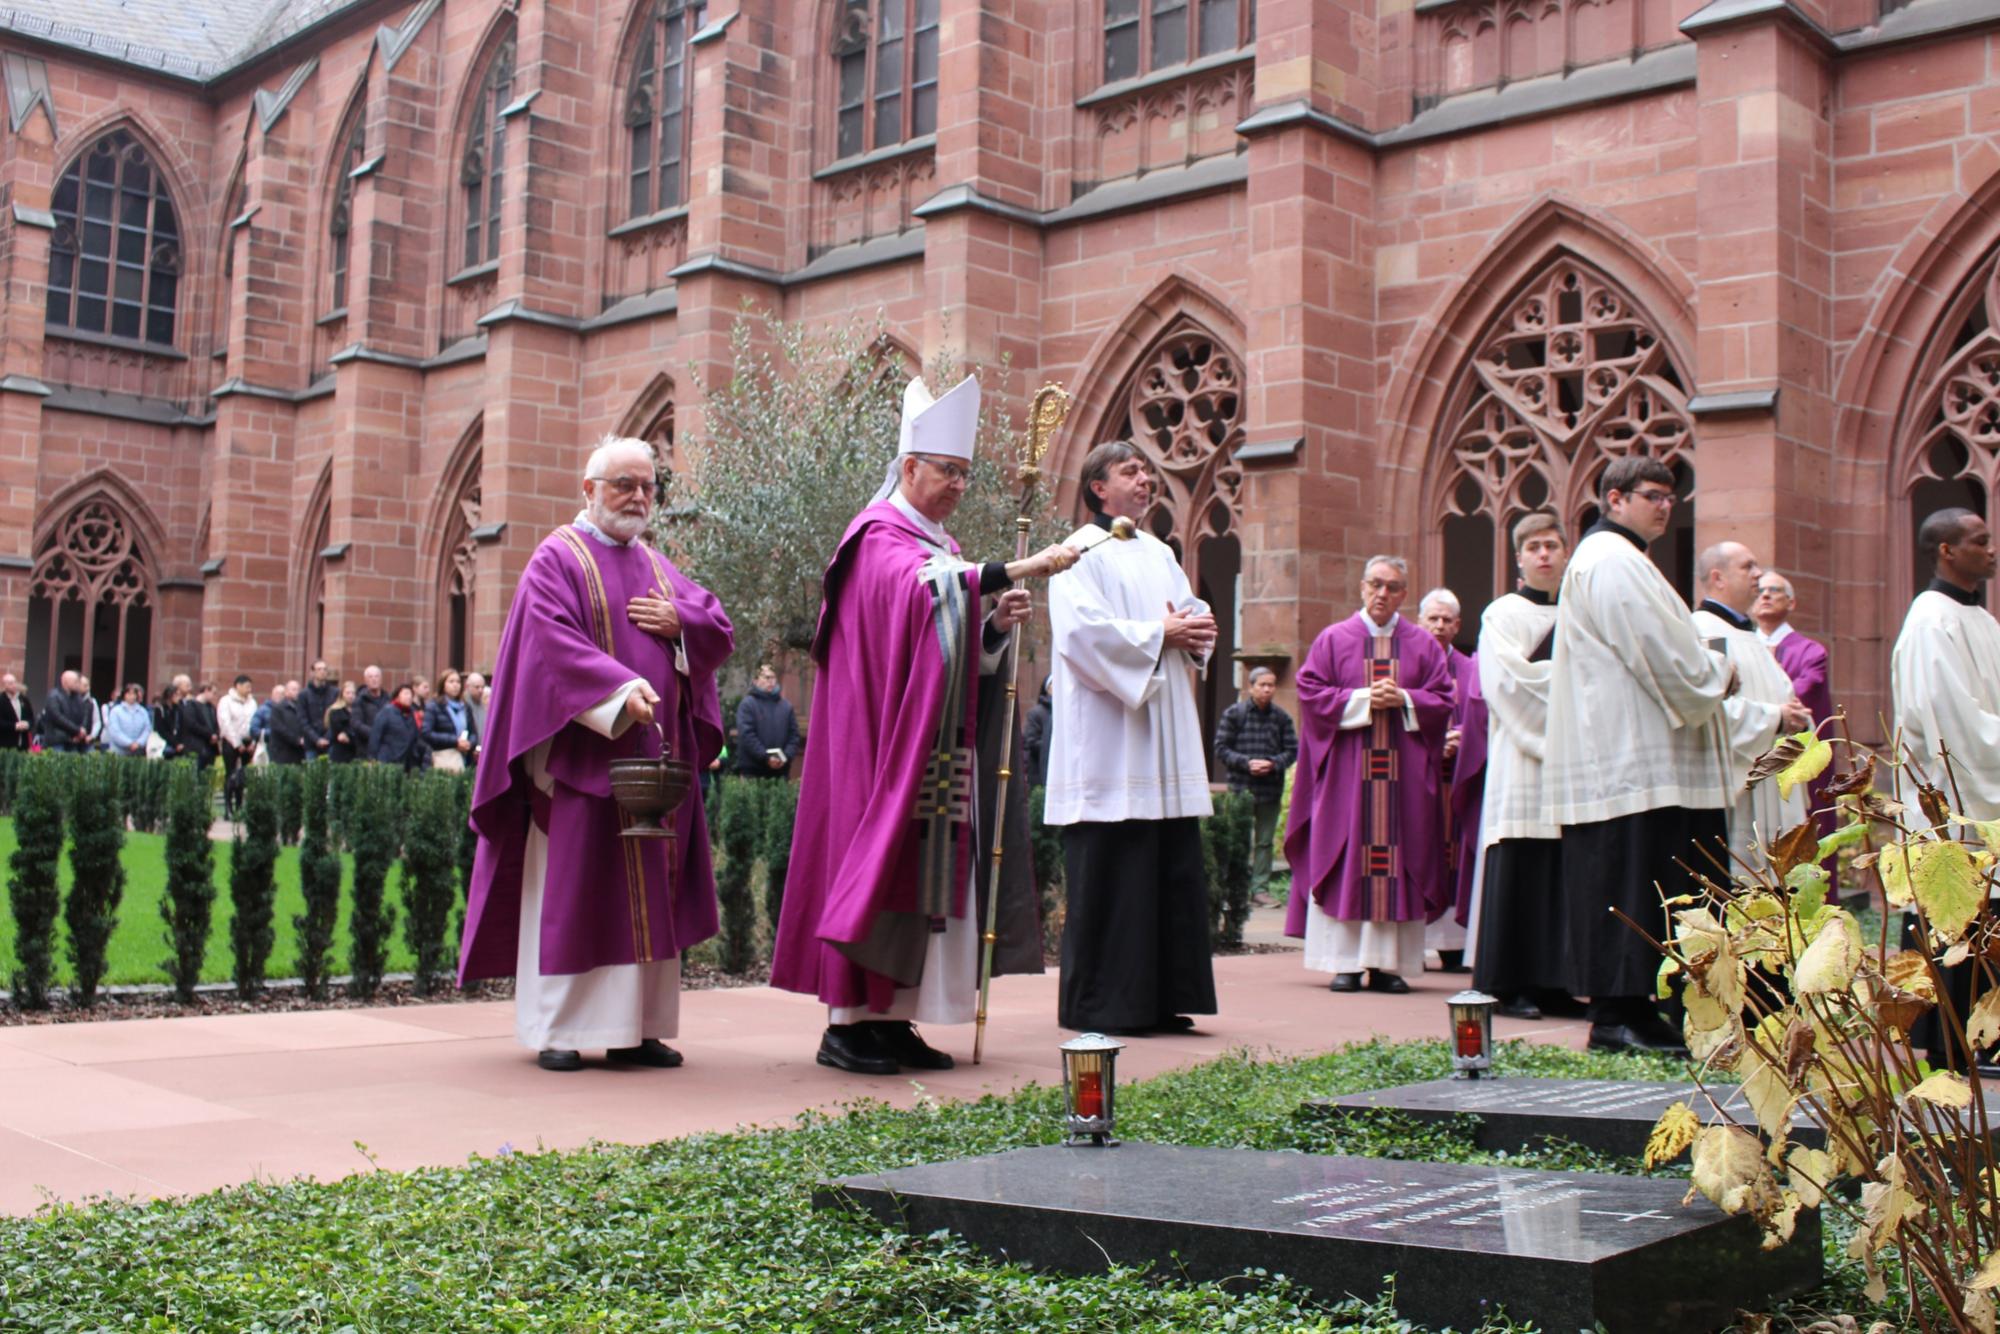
[617,0,707,222]
[322,73,371,315]
[615,372,682,487]
[450,16,519,273]
[46,120,192,348]
[428,416,485,673]
[26,482,165,698]
[293,462,334,670]
[212,148,247,361]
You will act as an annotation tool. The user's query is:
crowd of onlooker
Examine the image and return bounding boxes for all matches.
[0,662,487,812]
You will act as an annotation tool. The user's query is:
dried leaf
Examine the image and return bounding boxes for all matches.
[1781,1019,1816,1082]
[1748,736,1806,787]
[1919,782,1953,831]
[1852,851,1880,871]
[1947,941,1974,967]
[1645,1101,1701,1169]
[1974,1253,2000,1293]
[1787,1145,1835,1210]
[1908,1069,1973,1108]
[1777,733,1834,801]
[1882,950,1939,1000]
[1690,1124,1782,1219]
[1976,991,2000,1051]
[1656,955,1681,1001]
[1795,909,1863,995]
[1968,1288,1999,1334]
[1763,1189,1802,1249]
[1736,1035,1798,1140]
[1824,755,1875,799]
[1769,819,1820,879]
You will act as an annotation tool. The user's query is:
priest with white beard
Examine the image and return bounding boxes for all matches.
[1544,455,1733,1057]
[1689,541,1812,863]
[1470,512,1568,1021]
[1045,440,1219,1035]
[1893,507,2000,822]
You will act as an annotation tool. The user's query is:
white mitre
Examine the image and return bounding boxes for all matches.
[874,374,980,501]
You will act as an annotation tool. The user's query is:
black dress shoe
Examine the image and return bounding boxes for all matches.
[607,1038,684,1068]
[1329,973,1362,993]
[1152,1014,1197,1033]
[537,1048,582,1072]
[1587,1022,1689,1058]
[1496,996,1543,1020]
[1435,950,1469,973]
[866,1021,954,1070]
[1369,971,1411,995]
[817,1024,900,1075]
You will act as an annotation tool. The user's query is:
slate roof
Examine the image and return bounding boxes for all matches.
[0,0,367,82]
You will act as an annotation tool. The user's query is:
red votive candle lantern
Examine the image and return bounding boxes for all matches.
[1446,989,1498,1079]
[1060,1032,1125,1147]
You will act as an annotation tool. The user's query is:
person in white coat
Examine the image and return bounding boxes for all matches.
[1045,441,1218,1036]
[1689,541,1812,863]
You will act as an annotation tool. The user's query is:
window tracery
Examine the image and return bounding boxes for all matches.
[831,0,938,161]
[1900,244,2000,593]
[25,499,155,698]
[47,130,182,347]
[460,40,515,270]
[626,0,705,218]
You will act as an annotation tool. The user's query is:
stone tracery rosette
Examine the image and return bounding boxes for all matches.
[1434,259,1693,550]
[1902,246,2000,503]
[1113,323,1246,564]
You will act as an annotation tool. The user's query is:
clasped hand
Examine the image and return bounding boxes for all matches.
[627,595,681,640]
[1368,677,1403,712]
[1162,602,1217,655]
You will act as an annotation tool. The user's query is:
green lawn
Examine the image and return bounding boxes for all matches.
[0,1040,1899,1332]
[0,816,422,988]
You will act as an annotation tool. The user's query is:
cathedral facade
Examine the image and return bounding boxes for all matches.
[0,0,1996,738]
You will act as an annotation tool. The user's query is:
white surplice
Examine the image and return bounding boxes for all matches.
[1477,593,1560,849]
[1043,523,1213,825]
[1891,588,2000,822]
[1690,607,1806,862]
[1544,528,1732,826]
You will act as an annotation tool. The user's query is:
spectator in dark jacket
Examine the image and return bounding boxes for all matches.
[325,681,360,764]
[734,664,802,777]
[152,682,187,759]
[1213,667,1299,903]
[264,685,309,765]
[40,670,89,752]
[423,668,478,769]
[0,672,33,750]
[298,661,337,758]
[180,683,220,767]
[351,664,387,744]
[370,683,429,770]
[1021,676,1053,790]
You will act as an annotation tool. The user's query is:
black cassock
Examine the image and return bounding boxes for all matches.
[1058,818,1217,1031]
[1472,836,1569,998]
[1560,806,1727,1004]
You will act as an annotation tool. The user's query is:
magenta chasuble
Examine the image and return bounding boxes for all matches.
[1284,614,1453,935]
[457,526,731,983]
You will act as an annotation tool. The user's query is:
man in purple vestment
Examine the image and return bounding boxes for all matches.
[1417,587,1485,973]
[772,374,1074,1075]
[1285,556,1453,993]
[457,437,733,1073]
[1754,572,1837,856]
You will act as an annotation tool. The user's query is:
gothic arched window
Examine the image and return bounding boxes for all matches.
[25,499,155,699]
[438,464,482,672]
[1899,242,2000,597]
[830,0,938,161]
[626,0,706,218]
[328,99,368,312]
[460,40,515,270]
[47,130,182,347]
[1102,0,1253,84]
[1430,258,1696,626]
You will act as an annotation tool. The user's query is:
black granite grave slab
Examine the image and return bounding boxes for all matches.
[819,1142,1822,1332]
[1304,1076,1823,1158]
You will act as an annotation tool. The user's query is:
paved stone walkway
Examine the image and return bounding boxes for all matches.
[0,946,1586,1215]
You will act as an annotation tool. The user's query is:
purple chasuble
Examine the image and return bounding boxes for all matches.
[771,502,983,1012]
[1773,629,1836,838]
[457,526,731,983]
[1444,646,1488,927]
[1283,614,1452,936]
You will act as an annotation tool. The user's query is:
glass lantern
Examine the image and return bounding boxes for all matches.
[1447,989,1499,1079]
[1059,1032,1126,1146]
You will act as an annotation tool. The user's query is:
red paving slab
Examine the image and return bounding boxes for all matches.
[0,950,1589,1215]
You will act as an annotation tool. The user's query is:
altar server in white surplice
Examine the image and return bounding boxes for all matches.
[1689,541,1812,864]
[1045,440,1218,1036]
[1893,507,2000,822]
[1469,512,1567,1021]
[1544,455,1732,1058]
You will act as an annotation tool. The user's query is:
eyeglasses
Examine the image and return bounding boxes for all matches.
[1363,578,1407,594]
[917,457,973,485]
[1632,488,1677,506]
[587,476,654,499]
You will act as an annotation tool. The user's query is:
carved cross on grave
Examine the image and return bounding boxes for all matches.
[1581,1208,1674,1224]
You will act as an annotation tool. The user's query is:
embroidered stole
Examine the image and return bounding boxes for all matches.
[1363,631,1401,920]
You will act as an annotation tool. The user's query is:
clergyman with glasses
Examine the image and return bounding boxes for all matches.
[1283,555,1454,997]
[457,435,736,1074]
[773,375,1076,1075]
[1542,454,1734,1057]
